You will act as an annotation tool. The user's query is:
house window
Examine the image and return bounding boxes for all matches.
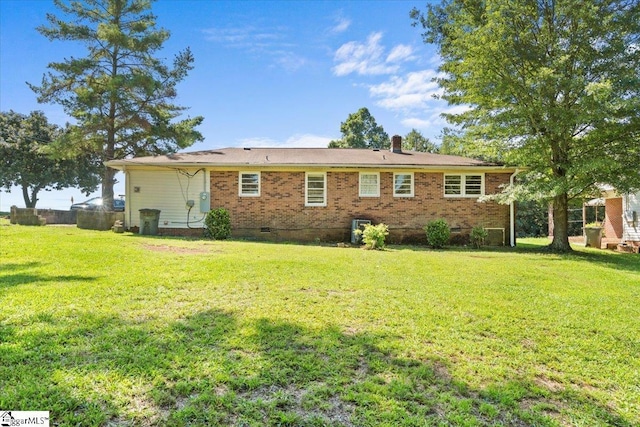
[239,172,260,196]
[359,172,380,197]
[305,172,326,206]
[444,174,484,197]
[393,172,414,197]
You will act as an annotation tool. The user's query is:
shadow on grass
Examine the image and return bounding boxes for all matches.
[514,242,640,274]
[0,261,100,288]
[393,239,640,275]
[1,309,634,426]
[0,273,99,288]
[0,261,44,272]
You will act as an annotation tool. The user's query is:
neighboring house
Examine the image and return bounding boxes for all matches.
[106,136,519,245]
[601,186,640,249]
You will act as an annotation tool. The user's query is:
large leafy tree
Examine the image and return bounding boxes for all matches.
[328,107,390,149]
[403,128,439,152]
[29,0,204,209]
[412,0,640,252]
[0,111,100,208]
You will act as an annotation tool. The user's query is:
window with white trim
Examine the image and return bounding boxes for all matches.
[359,172,380,197]
[305,172,326,206]
[393,172,414,197]
[444,174,484,197]
[239,172,260,196]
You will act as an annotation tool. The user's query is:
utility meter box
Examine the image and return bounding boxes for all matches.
[199,192,210,213]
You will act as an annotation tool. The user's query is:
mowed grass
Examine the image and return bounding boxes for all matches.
[0,223,638,426]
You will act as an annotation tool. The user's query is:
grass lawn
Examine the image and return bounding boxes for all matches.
[0,223,638,426]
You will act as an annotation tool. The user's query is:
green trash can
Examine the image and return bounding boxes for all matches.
[139,209,161,235]
[584,226,603,248]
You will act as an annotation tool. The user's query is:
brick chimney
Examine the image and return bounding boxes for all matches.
[391,135,402,153]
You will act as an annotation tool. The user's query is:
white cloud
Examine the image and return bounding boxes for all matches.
[202,25,304,72]
[202,26,282,47]
[401,117,434,129]
[369,70,442,110]
[272,51,307,72]
[386,45,414,63]
[238,134,333,148]
[333,32,404,76]
[401,104,472,131]
[330,17,351,34]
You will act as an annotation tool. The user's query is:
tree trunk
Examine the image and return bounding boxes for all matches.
[21,184,38,208]
[101,166,116,211]
[102,33,119,213]
[548,192,572,252]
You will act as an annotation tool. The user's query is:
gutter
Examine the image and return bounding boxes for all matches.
[509,168,521,247]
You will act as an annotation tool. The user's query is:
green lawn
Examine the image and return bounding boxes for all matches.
[1,223,638,426]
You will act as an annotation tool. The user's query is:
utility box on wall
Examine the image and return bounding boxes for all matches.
[199,192,210,213]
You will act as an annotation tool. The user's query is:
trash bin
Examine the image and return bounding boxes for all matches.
[584,227,603,248]
[139,209,161,235]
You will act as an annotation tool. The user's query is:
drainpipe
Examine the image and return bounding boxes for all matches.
[124,167,131,229]
[509,169,521,247]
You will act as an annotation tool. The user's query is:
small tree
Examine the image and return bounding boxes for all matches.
[0,110,99,208]
[424,219,450,249]
[204,208,231,240]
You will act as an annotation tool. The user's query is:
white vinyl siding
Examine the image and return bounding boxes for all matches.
[239,172,260,196]
[125,169,210,229]
[393,173,414,197]
[623,192,640,242]
[305,172,326,206]
[444,174,484,197]
[359,172,380,197]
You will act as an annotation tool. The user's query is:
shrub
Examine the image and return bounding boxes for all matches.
[204,208,231,240]
[424,219,450,249]
[470,226,489,248]
[355,223,389,250]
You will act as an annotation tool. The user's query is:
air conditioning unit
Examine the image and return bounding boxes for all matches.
[484,228,505,246]
[351,219,371,244]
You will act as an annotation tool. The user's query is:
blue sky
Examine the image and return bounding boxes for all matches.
[0,0,451,210]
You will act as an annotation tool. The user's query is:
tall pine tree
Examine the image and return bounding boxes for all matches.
[29,0,204,209]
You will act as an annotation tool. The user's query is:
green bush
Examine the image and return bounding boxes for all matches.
[470,226,489,248]
[424,219,450,249]
[355,223,389,250]
[204,208,231,240]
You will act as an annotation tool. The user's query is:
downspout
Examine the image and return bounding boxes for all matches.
[509,169,521,247]
[203,168,207,193]
[124,167,131,229]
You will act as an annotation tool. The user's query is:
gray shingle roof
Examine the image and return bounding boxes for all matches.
[106,147,510,170]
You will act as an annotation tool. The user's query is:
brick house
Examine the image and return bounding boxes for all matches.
[106,136,519,245]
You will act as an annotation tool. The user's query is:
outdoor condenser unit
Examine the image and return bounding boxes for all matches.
[484,228,505,246]
[351,219,371,244]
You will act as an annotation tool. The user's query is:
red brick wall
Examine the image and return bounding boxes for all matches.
[604,197,623,240]
[209,170,512,244]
